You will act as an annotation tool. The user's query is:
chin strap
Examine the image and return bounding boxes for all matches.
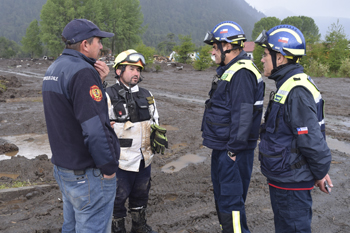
[217,43,226,66]
[217,42,240,66]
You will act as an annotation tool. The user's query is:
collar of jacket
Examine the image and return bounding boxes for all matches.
[115,79,140,93]
[269,63,305,89]
[61,48,97,67]
[216,50,249,76]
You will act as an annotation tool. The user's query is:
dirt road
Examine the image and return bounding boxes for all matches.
[0,58,349,232]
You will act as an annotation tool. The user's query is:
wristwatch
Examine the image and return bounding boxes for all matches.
[227,151,235,157]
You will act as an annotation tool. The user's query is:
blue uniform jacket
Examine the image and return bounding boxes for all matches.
[42,49,120,175]
[260,64,331,189]
[202,51,264,153]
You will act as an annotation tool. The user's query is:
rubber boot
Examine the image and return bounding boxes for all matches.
[130,207,157,233]
[111,217,126,233]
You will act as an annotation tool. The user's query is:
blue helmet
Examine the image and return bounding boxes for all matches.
[255,24,306,57]
[204,21,246,47]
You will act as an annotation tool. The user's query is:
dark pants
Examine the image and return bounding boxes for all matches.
[211,149,254,233]
[269,186,312,233]
[113,160,151,218]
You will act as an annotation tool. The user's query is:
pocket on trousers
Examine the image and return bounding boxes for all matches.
[60,172,90,211]
[103,175,117,201]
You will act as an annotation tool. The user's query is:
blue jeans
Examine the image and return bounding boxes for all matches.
[54,165,117,233]
[269,185,312,233]
[211,149,254,233]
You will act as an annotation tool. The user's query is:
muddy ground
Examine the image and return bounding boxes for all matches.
[0,57,349,233]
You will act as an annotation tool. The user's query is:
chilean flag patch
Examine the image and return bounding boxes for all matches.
[297,127,308,135]
[220,29,228,34]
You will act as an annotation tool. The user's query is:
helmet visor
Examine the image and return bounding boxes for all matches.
[203,31,215,44]
[254,30,268,47]
[125,53,146,66]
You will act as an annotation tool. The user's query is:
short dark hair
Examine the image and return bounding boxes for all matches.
[62,36,94,51]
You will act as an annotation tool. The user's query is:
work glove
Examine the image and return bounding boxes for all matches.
[150,124,168,154]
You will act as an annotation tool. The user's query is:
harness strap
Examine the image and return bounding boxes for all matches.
[290,157,307,170]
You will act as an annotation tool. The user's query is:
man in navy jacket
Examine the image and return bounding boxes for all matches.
[202,21,264,233]
[255,24,333,233]
[42,19,119,232]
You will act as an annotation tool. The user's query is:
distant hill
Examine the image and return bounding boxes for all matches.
[140,0,265,47]
[0,0,265,49]
[0,0,47,44]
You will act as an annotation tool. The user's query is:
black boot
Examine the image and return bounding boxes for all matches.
[111,217,126,233]
[130,207,157,233]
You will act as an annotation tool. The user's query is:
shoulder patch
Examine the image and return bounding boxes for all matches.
[90,85,103,102]
[274,94,282,102]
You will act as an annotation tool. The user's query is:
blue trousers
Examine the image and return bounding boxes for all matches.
[269,186,312,233]
[54,165,116,233]
[113,160,151,218]
[211,149,254,233]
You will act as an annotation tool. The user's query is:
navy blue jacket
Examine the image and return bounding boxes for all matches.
[202,51,264,153]
[259,64,331,189]
[42,49,120,175]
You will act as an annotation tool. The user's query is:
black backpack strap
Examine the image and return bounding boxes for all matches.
[106,84,122,99]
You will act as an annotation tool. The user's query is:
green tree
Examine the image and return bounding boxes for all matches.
[251,17,281,71]
[173,34,196,64]
[0,37,21,58]
[101,0,145,55]
[193,45,214,71]
[40,0,105,56]
[135,43,156,68]
[251,17,281,41]
[281,16,320,43]
[21,19,42,58]
[157,33,176,56]
[323,20,350,74]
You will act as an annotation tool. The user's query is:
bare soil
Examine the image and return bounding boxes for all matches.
[0,58,349,233]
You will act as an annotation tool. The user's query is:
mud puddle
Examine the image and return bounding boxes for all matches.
[327,136,350,154]
[0,69,43,78]
[0,172,19,179]
[0,134,51,161]
[326,115,350,133]
[161,153,207,173]
[155,92,205,104]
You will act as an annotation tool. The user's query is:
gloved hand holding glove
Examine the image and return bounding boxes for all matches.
[150,124,168,154]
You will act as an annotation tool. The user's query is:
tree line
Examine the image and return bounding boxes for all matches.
[0,0,349,77]
[251,17,350,77]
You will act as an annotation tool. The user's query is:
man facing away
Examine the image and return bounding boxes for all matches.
[106,49,167,233]
[42,19,120,233]
[255,24,333,233]
[201,21,265,233]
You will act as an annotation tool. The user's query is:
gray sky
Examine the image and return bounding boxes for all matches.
[245,0,350,19]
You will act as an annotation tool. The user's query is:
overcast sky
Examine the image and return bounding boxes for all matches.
[245,0,350,19]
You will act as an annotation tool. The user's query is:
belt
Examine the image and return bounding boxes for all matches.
[73,170,85,175]
[56,165,86,175]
